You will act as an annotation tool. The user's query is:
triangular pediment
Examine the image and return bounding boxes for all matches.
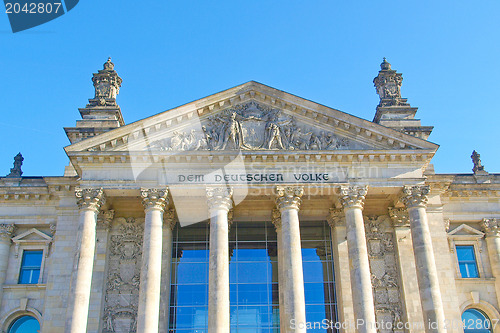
[65,81,438,157]
[448,224,484,238]
[12,228,52,243]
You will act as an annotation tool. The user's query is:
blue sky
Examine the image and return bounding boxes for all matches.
[0,1,499,176]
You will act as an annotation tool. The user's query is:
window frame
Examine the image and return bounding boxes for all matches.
[455,245,480,278]
[11,228,53,285]
[447,223,485,279]
[18,249,44,285]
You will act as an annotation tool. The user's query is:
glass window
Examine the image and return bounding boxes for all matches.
[456,246,479,278]
[462,309,491,333]
[19,250,43,284]
[169,220,337,332]
[8,316,40,333]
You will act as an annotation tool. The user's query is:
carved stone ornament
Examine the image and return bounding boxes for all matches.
[147,102,349,152]
[481,218,500,237]
[471,150,487,173]
[88,57,122,107]
[327,208,345,228]
[388,207,409,227]
[400,185,429,209]
[365,214,404,329]
[103,217,143,333]
[141,188,169,211]
[163,209,177,230]
[275,186,304,211]
[97,210,115,230]
[373,58,408,107]
[6,152,23,178]
[0,224,15,241]
[271,208,282,230]
[339,185,368,209]
[75,187,105,211]
[206,186,233,212]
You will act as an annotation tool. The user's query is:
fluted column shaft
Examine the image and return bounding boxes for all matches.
[207,186,233,333]
[340,186,376,333]
[66,188,105,333]
[137,188,169,333]
[0,224,15,308]
[481,218,500,308]
[275,186,306,333]
[402,185,446,333]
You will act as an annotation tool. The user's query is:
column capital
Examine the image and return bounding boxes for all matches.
[327,208,345,228]
[388,207,410,227]
[339,185,368,210]
[275,186,304,211]
[164,209,177,230]
[141,188,169,211]
[206,186,233,212]
[271,208,281,230]
[481,218,500,237]
[97,210,115,231]
[75,187,105,211]
[0,224,15,241]
[400,185,429,208]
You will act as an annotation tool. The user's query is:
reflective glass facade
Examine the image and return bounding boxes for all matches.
[169,221,337,332]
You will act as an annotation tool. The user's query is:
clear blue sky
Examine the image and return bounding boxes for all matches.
[1,1,499,176]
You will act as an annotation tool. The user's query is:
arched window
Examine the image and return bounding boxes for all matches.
[462,309,491,333]
[8,316,40,333]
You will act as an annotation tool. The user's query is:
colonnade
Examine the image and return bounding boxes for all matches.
[64,184,448,333]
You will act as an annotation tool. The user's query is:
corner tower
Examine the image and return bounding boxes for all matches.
[65,58,125,144]
[373,58,433,140]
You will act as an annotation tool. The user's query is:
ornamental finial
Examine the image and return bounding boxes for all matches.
[88,58,122,107]
[471,150,486,173]
[6,152,23,178]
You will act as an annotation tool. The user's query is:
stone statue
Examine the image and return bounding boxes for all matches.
[219,112,246,150]
[471,150,485,173]
[261,114,291,149]
[7,152,23,178]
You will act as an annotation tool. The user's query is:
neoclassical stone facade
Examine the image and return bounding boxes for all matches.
[0,59,499,333]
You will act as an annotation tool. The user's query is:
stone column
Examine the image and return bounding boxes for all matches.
[0,224,15,308]
[206,186,233,333]
[339,185,376,333]
[66,188,105,333]
[401,185,446,333]
[137,188,169,333]
[275,185,306,333]
[159,209,177,333]
[328,209,355,333]
[389,208,425,332]
[272,208,287,331]
[480,218,500,308]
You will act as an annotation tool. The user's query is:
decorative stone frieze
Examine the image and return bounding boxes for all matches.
[0,223,15,241]
[339,185,368,209]
[206,186,233,212]
[388,207,409,227]
[327,208,345,228]
[147,102,350,152]
[103,217,144,333]
[275,186,304,210]
[75,187,105,211]
[364,215,404,333]
[163,209,177,230]
[97,210,115,230]
[271,208,281,229]
[140,188,169,211]
[400,185,429,208]
[481,218,500,237]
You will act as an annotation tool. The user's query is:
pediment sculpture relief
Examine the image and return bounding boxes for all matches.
[148,102,349,151]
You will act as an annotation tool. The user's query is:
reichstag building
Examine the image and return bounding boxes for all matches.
[0,58,499,333]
